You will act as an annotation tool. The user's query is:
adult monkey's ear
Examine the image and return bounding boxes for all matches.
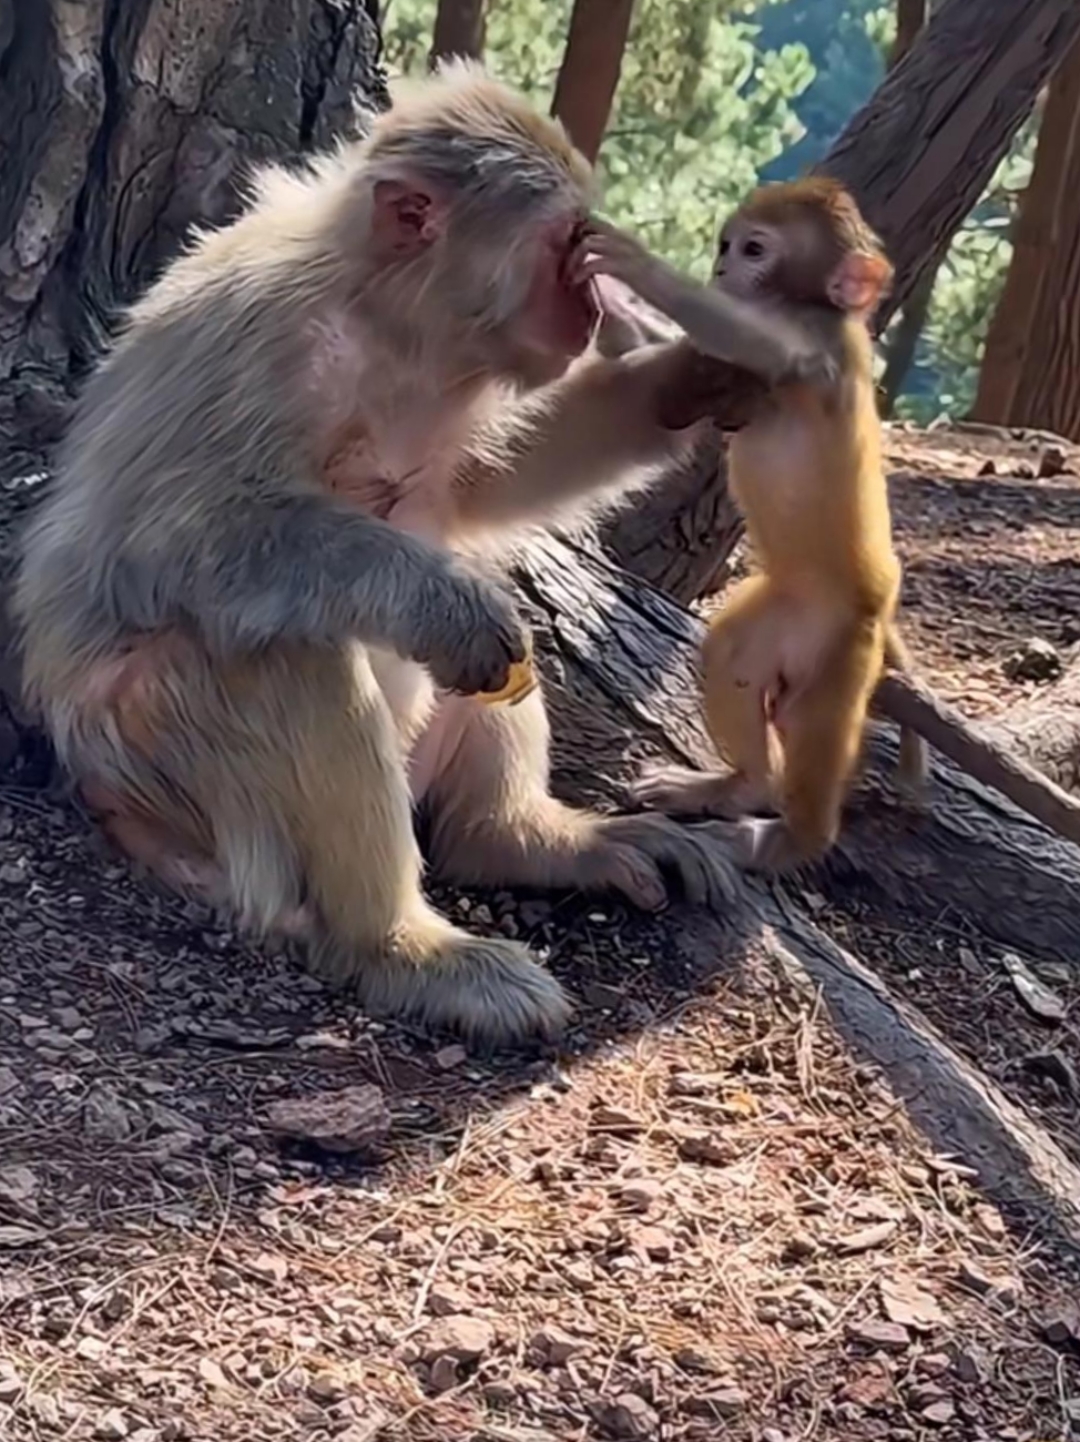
[371,178,447,259]
[656,341,768,432]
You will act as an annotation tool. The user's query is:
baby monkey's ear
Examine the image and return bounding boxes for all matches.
[371,178,446,258]
[826,250,892,316]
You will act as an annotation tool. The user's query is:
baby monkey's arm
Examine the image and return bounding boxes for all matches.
[575,219,836,389]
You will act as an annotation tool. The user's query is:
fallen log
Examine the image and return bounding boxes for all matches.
[875,669,1080,847]
[514,529,1080,1246]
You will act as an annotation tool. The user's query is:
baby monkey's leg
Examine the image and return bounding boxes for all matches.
[631,575,780,819]
[419,688,739,913]
[882,621,931,805]
[741,618,883,872]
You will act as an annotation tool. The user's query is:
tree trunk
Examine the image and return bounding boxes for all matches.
[891,0,929,68]
[987,41,1080,440]
[876,0,933,417]
[550,0,636,164]
[0,0,387,472]
[972,41,1080,425]
[429,0,488,67]
[604,0,1080,604]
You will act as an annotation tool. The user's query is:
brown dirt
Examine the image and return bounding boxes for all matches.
[1,427,1079,1442]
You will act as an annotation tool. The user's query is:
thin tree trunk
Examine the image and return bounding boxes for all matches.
[972,43,1080,423]
[877,0,933,416]
[550,0,636,164]
[891,0,929,67]
[604,0,1080,604]
[429,0,488,67]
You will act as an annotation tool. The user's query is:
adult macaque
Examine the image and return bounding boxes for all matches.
[17,65,771,1046]
[576,179,927,871]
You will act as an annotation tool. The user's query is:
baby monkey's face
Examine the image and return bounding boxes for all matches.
[713,216,784,300]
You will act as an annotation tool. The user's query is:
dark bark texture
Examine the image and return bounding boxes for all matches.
[0,0,387,470]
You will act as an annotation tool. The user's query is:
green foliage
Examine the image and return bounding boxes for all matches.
[382,0,813,275]
[380,0,1041,415]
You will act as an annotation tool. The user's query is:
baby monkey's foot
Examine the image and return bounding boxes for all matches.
[735,816,833,874]
[629,763,768,820]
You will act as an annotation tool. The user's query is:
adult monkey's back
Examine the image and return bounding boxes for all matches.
[16,63,751,1046]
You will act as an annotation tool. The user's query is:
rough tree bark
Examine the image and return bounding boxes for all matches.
[0,0,387,471]
[429,0,488,68]
[550,0,636,164]
[972,40,1080,427]
[604,0,1080,600]
[877,0,932,419]
[983,42,1080,440]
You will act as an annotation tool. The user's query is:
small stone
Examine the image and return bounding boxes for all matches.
[1003,638,1062,684]
[684,1387,748,1419]
[668,1071,719,1097]
[530,1325,589,1366]
[589,1106,644,1136]
[1041,1306,1080,1350]
[616,1178,663,1214]
[0,1367,23,1404]
[1038,444,1068,478]
[265,1085,390,1153]
[595,1392,660,1439]
[249,1253,289,1284]
[781,1232,818,1262]
[972,1202,1006,1241]
[1022,1049,1078,1096]
[419,1315,494,1364]
[916,1352,952,1377]
[953,1345,991,1385]
[879,1275,945,1331]
[1002,954,1065,1023]
[433,1045,467,1070]
[198,1357,230,1390]
[676,1131,733,1165]
[631,1225,673,1263]
[483,1379,518,1407]
[921,1400,955,1426]
[428,1354,459,1393]
[309,1373,345,1403]
[840,1361,894,1409]
[76,1336,107,1361]
[847,1318,910,1352]
[426,1284,470,1317]
[0,1164,39,1207]
[95,1409,130,1441]
[84,1085,133,1142]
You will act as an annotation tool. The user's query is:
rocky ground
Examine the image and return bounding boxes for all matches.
[0,425,1078,1442]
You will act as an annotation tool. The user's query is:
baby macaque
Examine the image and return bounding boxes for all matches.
[17,63,770,1047]
[575,179,927,871]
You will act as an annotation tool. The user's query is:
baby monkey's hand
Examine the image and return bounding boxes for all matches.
[572,218,685,313]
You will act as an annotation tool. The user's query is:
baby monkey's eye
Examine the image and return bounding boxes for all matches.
[718,238,731,256]
[742,238,766,259]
